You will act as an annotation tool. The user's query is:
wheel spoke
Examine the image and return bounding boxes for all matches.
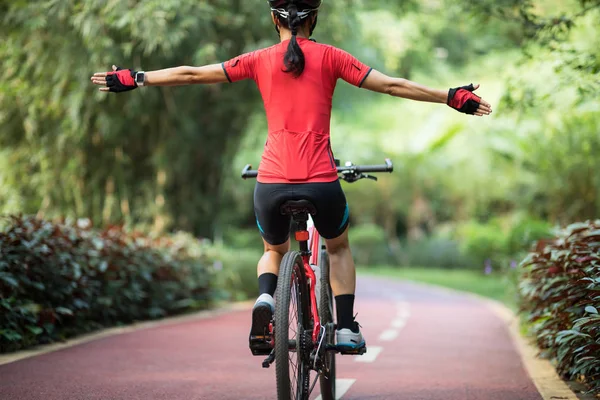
[290,360,298,386]
[290,360,297,376]
[290,283,298,335]
[290,351,298,374]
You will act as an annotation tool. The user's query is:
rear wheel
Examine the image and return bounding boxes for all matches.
[318,249,336,400]
[275,251,311,400]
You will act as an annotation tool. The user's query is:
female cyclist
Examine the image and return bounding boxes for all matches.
[91,0,492,354]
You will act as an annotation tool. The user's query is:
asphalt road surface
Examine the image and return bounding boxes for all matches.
[0,276,542,400]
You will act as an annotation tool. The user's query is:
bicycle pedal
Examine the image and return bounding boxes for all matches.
[337,346,367,355]
[249,336,273,356]
[252,348,272,356]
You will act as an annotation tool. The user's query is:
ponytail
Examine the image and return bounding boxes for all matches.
[283,3,305,77]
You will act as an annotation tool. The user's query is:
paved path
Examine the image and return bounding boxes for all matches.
[0,277,542,400]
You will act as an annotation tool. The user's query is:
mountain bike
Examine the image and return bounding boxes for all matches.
[242,158,393,400]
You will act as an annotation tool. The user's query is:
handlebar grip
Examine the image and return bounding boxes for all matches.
[241,164,258,179]
[354,159,394,173]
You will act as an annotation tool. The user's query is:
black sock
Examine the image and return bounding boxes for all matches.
[335,294,358,332]
[258,273,278,297]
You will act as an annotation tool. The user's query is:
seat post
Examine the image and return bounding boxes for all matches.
[294,213,310,255]
[280,200,316,257]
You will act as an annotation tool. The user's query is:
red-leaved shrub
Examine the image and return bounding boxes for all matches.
[520,220,600,393]
[0,215,213,353]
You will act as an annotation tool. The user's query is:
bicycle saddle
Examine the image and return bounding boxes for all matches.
[280,200,317,216]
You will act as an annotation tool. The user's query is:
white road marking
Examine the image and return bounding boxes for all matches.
[379,329,399,341]
[315,378,356,400]
[391,318,406,329]
[355,345,383,363]
[396,301,409,312]
[396,301,411,319]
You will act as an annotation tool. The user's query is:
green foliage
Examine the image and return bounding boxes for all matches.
[0,215,215,353]
[506,217,554,255]
[213,247,261,302]
[222,228,263,250]
[520,220,600,393]
[455,220,508,269]
[513,111,600,224]
[0,0,264,236]
[462,0,600,42]
[451,216,553,271]
[399,237,469,269]
[464,0,600,100]
[349,224,391,266]
[357,1,520,79]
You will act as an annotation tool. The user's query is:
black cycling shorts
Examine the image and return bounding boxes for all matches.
[254,180,349,246]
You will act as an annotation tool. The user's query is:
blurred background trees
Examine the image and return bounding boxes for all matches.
[0,0,354,237]
[1,0,599,269]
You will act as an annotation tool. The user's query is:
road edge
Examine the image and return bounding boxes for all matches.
[0,300,253,367]
[364,277,579,400]
[484,299,579,400]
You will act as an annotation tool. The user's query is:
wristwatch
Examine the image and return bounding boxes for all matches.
[135,71,145,87]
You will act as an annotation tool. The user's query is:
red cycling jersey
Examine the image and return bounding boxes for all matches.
[222,38,372,184]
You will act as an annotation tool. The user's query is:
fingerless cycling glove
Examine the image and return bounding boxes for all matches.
[106,67,138,93]
[447,84,481,114]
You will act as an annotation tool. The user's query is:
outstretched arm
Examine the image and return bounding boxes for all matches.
[361,70,492,116]
[143,64,228,86]
[90,64,228,92]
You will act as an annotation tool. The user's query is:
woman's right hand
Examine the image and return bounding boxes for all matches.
[91,65,138,93]
[447,83,492,116]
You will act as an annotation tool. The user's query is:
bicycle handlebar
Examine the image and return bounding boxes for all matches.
[241,165,258,179]
[241,159,393,180]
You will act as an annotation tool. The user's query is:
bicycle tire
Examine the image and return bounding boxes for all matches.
[275,251,311,400]
[318,249,336,400]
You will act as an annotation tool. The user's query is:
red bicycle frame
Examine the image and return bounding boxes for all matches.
[295,216,322,343]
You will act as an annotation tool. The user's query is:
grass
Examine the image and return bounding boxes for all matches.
[358,266,518,310]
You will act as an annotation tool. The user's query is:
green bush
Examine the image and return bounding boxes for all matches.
[213,247,260,302]
[400,237,471,269]
[520,220,600,394]
[349,224,392,267]
[455,220,508,269]
[506,217,554,255]
[0,215,214,353]
[222,228,262,250]
[516,110,600,225]
[451,217,553,271]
